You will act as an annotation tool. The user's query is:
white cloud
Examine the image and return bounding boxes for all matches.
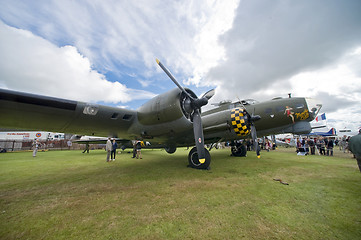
[0,0,240,85]
[0,21,155,103]
[185,0,240,86]
[137,79,152,88]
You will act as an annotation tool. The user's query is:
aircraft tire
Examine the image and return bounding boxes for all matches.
[231,144,247,157]
[188,147,211,169]
[164,146,177,154]
[239,145,247,157]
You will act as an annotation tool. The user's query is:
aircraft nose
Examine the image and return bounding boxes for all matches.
[305,98,322,120]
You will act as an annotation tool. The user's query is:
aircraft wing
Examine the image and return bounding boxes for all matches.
[73,135,131,145]
[0,88,137,138]
[73,137,154,151]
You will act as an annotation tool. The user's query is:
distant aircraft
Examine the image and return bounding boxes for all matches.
[0,59,322,169]
[73,135,150,150]
[276,137,296,148]
[337,128,358,137]
[308,128,337,137]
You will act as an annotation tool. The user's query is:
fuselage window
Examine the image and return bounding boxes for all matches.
[276,106,284,112]
[122,114,133,121]
[264,108,272,114]
[111,113,119,119]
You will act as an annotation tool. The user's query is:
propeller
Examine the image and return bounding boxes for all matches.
[156,59,214,164]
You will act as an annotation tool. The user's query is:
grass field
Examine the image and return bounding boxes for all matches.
[0,147,360,240]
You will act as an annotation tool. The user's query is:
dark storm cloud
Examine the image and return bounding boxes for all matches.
[208,0,361,97]
[315,92,358,113]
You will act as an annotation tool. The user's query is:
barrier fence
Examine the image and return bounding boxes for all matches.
[0,140,82,152]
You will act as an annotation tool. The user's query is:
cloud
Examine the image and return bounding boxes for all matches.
[314,92,358,113]
[0,21,155,104]
[206,0,361,102]
[0,0,239,85]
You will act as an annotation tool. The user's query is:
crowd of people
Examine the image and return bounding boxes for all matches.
[105,138,144,162]
[295,135,353,156]
[30,133,358,169]
[101,131,361,173]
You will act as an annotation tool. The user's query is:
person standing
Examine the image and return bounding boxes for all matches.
[82,142,89,153]
[340,135,347,152]
[327,137,334,156]
[111,139,118,161]
[304,138,310,155]
[296,138,301,153]
[136,140,142,159]
[32,139,40,157]
[67,140,72,150]
[320,137,326,155]
[315,137,321,155]
[132,141,137,158]
[106,138,112,162]
[308,138,315,155]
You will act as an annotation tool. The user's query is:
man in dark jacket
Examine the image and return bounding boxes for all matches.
[308,138,315,155]
[326,137,334,156]
[348,129,361,172]
[111,139,118,161]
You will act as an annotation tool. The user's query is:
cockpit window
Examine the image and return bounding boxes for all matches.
[295,103,304,109]
[241,99,259,105]
[305,98,322,120]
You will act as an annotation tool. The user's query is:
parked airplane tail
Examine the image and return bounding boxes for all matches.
[328,128,337,136]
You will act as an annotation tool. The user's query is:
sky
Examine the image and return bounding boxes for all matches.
[0,0,360,133]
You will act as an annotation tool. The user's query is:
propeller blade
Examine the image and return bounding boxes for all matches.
[156,59,194,100]
[251,124,260,158]
[201,89,215,100]
[191,89,215,108]
[192,109,206,164]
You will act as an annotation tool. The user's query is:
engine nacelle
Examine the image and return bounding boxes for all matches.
[230,108,251,136]
[203,108,251,138]
[137,88,196,125]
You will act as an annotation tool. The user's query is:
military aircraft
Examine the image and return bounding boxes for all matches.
[0,59,322,169]
[307,128,337,137]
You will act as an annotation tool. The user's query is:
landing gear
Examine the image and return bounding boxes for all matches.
[164,146,176,154]
[231,142,247,157]
[188,147,211,169]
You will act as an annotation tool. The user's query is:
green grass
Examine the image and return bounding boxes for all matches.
[0,148,360,240]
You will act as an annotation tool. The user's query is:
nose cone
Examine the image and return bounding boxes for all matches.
[305,98,322,120]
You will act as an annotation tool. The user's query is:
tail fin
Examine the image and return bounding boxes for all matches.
[328,128,336,135]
